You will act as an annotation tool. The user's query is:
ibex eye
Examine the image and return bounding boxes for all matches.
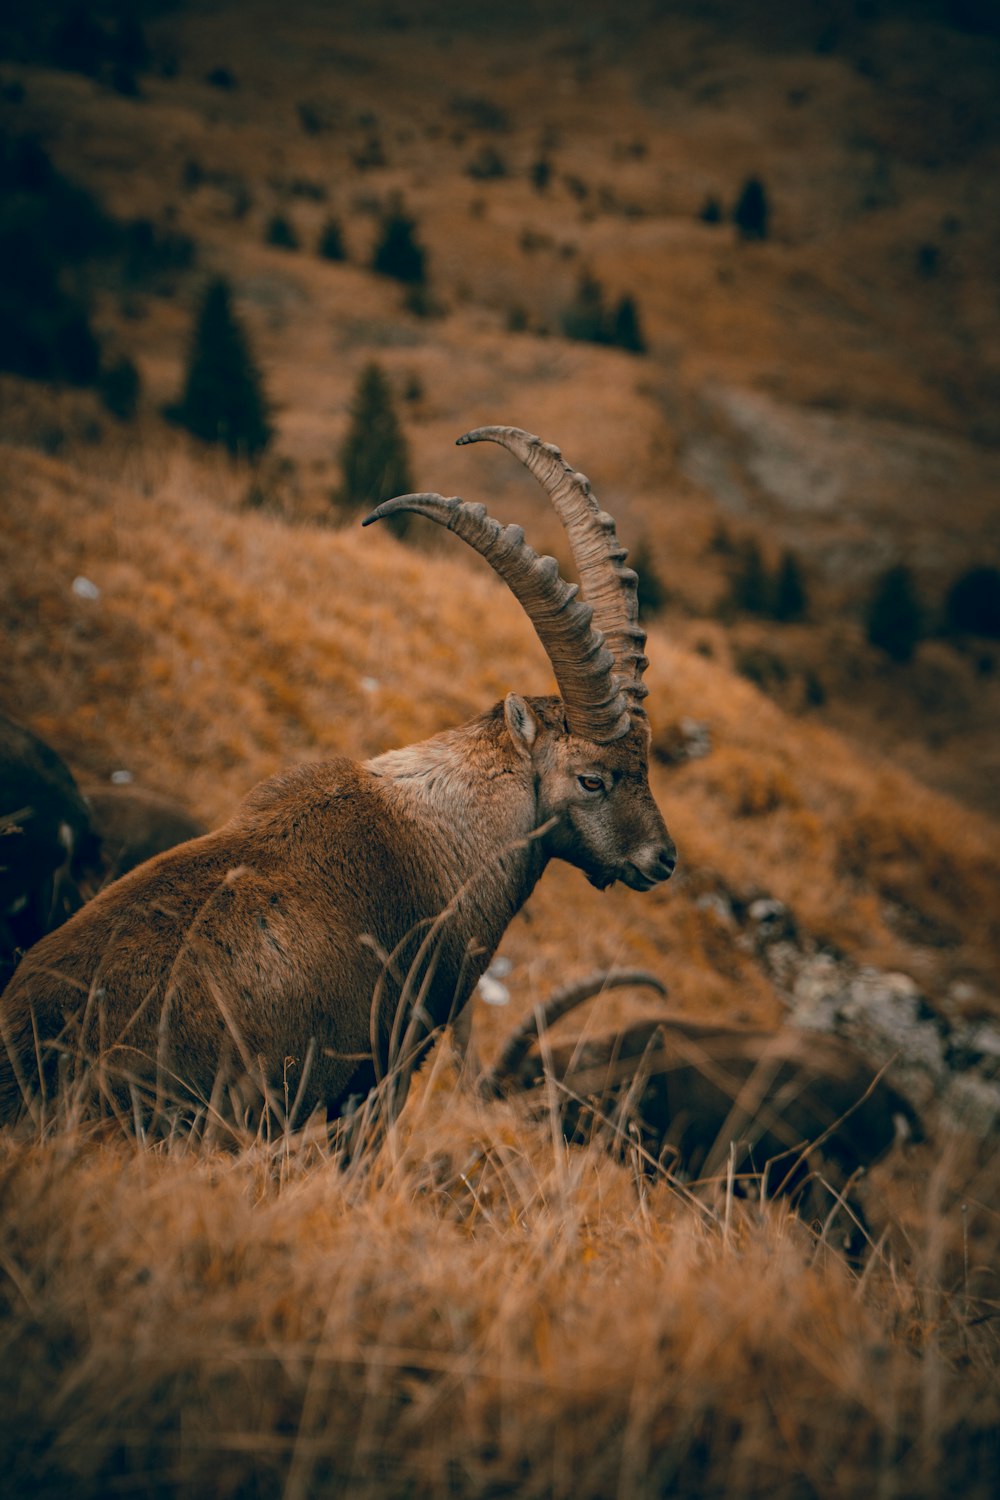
[578,775,604,794]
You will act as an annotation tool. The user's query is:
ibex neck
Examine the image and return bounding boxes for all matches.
[364,707,546,948]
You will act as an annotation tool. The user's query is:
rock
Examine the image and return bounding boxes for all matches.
[694,892,735,927]
[693,888,1000,1134]
[785,954,999,1128]
[943,1074,1000,1134]
[747,897,797,950]
[652,717,711,766]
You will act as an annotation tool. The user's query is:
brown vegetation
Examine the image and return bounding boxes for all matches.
[1,1061,997,1498]
[1,1,999,1493]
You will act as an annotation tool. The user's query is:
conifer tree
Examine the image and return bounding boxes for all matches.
[733,176,769,241]
[99,355,140,420]
[169,277,271,458]
[265,214,298,250]
[339,362,413,538]
[530,156,552,192]
[944,566,1000,638]
[561,271,610,345]
[772,549,808,622]
[866,565,922,662]
[371,206,426,284]
[611,294,646,354]
[317,217,346,261]
[630,537,667,618]
[729,538,769,615]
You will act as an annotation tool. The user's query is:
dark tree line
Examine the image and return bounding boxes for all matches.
[561,272,646,354]
[725,538,809,623]
[866,563,1000,662]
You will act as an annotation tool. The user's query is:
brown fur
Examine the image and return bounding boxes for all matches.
[489,1008,919,1249]
[0,699,673,1124]
[1,713,209,991]
[80,785,208,890]
[0,713,93,982]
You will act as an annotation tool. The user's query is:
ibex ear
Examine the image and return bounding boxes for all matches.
[504,693,538,761]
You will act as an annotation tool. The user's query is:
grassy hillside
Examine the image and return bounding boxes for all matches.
[2,430,998,1495]
[3,0,999,809]
[2,1078,997,1500]
[3,441,997,1023]
[1,2,999,1494]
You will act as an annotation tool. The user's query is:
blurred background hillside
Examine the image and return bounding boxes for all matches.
[1,0,998,1020]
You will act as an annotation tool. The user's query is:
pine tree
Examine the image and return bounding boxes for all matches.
[339,363,413,538]
[317,217,346,261]
[630,537,668,618]
[265,214,299,250]
[530,157,552,192]
[49,6,107,77]
[371,206,426,284]
[169,277,271,457]
[99,355,140,419]
[561,272,610,345]
[733,177,769,241]
[866,565,922,662]
[729,538,770,615]
[0,134,112,386]
[611,294,646,354]
[772,549,807,622]
[111,15,150,72]
[944,566,1000,638]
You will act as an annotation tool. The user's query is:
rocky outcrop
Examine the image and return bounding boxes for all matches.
[704,889,1000,1134]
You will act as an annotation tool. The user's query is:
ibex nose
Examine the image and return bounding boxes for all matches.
[630,839,677,887]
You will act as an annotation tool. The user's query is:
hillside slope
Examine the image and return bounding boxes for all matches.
[2,0,998,816]
[2,442,997,1056]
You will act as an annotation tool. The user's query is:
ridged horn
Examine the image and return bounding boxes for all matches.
[479,969,667,1097]
[363,493,631,742]
[457,426,649,707]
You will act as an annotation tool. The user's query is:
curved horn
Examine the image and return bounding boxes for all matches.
[479,969,667,1097]
[457,426,649,707]
[363,493,631,742]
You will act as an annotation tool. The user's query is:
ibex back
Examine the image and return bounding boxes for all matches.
[0,427,675,1125]
[481,970,919,1258]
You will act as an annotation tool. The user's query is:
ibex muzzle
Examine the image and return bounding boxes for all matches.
[0,427,675,1126]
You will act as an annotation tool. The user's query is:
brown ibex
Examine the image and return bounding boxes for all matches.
[0,713,95,987]
[78,785,208,893]
[1,713,210,986]
[482,971,919,1251]
[0,428,676,1127]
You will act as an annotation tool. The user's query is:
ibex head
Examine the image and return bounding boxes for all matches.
[365,425,676,895]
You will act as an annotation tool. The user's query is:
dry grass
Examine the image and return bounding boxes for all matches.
[1,1051,998,1500]
[2,438,999,1495]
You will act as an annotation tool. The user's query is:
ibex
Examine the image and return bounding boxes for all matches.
[483,971,919,1249]
[0,427,676,1126]
[0,713,95,986]
[1,713,209,985]
[78,785,208,893]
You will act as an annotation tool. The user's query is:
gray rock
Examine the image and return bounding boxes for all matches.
[941,1074,1000,1134]
[778,950,999,1132]
[679,718,711,761]
[694,892,735,927]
